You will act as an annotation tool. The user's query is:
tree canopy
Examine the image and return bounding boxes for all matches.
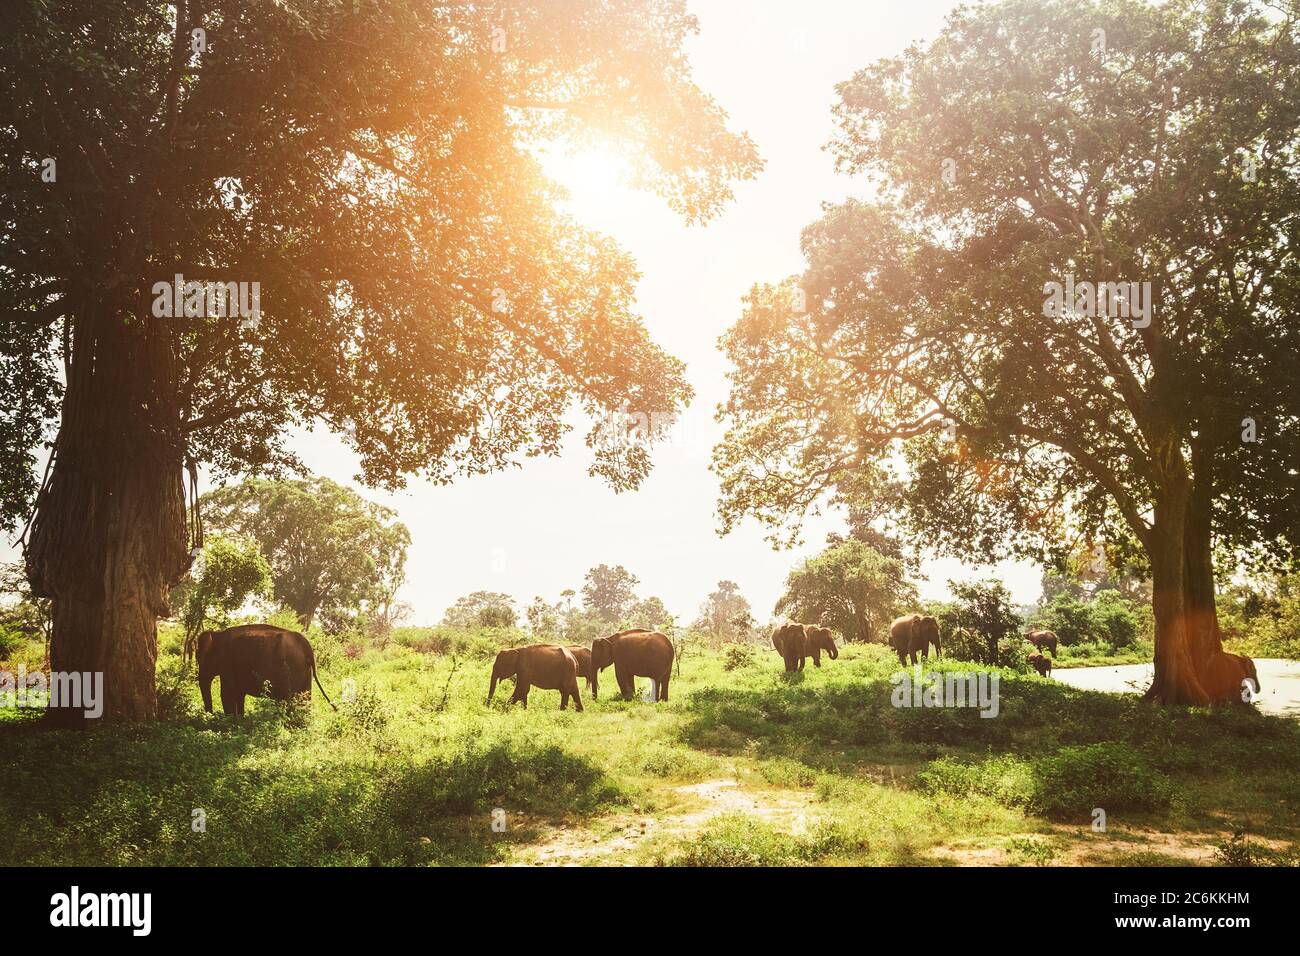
[775,539,915,643]
[1,0,758,722]
[715,0,1300,703]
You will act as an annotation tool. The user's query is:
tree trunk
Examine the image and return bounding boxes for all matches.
[1142,463,1211,705]
[1183,445,1224,673]
[26,300,188,726]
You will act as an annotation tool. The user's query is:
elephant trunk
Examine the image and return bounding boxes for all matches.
[487,673,499,704]
[828,643,838,660]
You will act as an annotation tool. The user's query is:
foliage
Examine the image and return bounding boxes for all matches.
[1219,573,1300,659]
[175,536,273,647]
[201,478,409,628]
[0,639,1297,865]
[918,743,1174,820]
[443,592,518,630]
[694,581,753,642]
[0,562,51,644]
[722,643,756,671]
[0,0,761,529]
[945,579,1022,664]
[581,564,641,623]
[776,539,914,643]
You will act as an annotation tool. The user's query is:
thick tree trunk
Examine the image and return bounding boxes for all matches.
[1142,465,1211,706]
[26,300,188,726]
[1183,446,1223,673]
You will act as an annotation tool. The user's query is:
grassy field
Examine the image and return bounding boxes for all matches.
[1,634,1297,867]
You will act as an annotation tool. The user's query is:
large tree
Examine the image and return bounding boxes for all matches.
[715,0,1300,703]
[2,1,758,723]
[200,477,408,629]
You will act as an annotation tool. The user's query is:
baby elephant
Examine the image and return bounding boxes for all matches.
[1027,652,1053,678]
[488,644,584,711]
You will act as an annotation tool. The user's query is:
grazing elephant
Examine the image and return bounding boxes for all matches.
[889,613,941,666]
[1027,653,1053,677]
[196,624,336,716]
[1025,630,1059,657]
[590,629,674,701]
[804,626,839,667]
[772,623,808,672]
[1200,651,1260,704]
[567,645,597,697]
[487,644,583,710]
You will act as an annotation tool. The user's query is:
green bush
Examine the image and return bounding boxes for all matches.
[0,625,28,661]
[917,754,1036,808]
[657,814,850,866]
[1032,743,1174,818]
[919,743,1175,820]
[722,643,755,671]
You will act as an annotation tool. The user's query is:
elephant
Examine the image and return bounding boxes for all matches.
[1025,630,1059,657]
[804,626,839,666]
[590,628,674,701]
[889,613,941,666]
[772,623,807,672]
[566,645,597,697]
[1027,652,1053,677]
[1200,651,1260,704]
[488,644,584,710]
[196,624,336,716]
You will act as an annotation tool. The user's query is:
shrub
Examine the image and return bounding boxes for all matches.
[917,754,1036,808]
[155,655,198,721]
[1091,592,1139,648]
[656,814,850,866]
[1032,743,1174,818]
[722,643,755,671]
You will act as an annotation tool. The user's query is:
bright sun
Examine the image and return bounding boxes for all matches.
[538,143,638,227]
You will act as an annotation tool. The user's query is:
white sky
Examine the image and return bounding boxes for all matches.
[4,1,1042,627]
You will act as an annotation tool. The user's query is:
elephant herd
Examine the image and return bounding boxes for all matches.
[486,628,675,711]
[194,617,1256,716]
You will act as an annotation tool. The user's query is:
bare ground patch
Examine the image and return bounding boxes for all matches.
[496,778,817,866]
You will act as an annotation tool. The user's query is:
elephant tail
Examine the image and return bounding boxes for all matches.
[312,653,337,711]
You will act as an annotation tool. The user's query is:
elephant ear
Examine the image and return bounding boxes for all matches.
[194,629,215,664]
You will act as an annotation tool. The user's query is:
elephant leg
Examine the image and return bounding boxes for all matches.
[571,682,584,712]
[812,649,821,667]
[895,649,907,666]
[615,664,633,701]
[658,674,669,701]
[560,690,569,710]
[220,681,240,715]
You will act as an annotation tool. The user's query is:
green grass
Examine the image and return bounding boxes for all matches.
[0,636,1296,866]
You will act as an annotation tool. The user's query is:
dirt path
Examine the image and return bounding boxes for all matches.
[500,778,816,866]
[1054,658,1300,717]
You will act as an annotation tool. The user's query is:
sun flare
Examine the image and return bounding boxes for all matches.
[539,143,638,226]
